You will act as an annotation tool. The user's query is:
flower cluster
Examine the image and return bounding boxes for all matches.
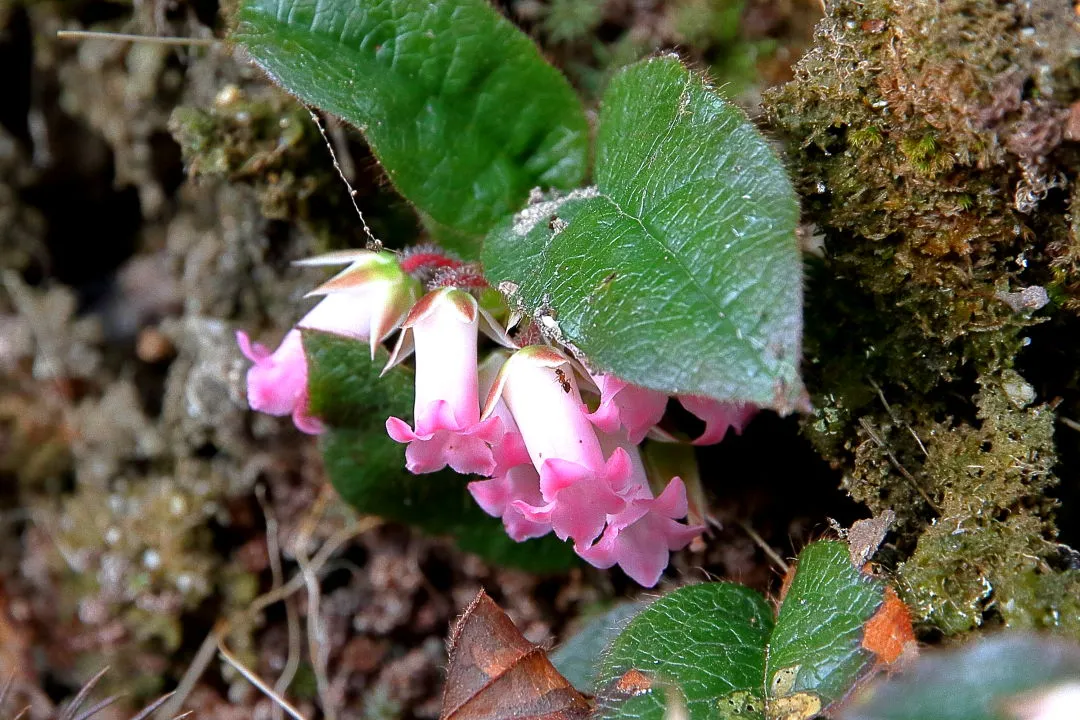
[237,247,755,586]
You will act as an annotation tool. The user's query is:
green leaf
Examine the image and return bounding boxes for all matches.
[766,541,885,712]
[304,331,576,572]
[483,55,804,411]
[233,0,589,246]
[596,583,774,720]
[551,602,648,692]
[839,635,1080,720]
[595,541,893,720]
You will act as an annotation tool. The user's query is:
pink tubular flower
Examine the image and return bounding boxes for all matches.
[237,250,420,434]
[585,374,668,444]
[385,288,507,475]
[237,329,324,434]
[468,353,552,541]
[678,395,758,445]
[577,477,703,587]
[482,346,633,546]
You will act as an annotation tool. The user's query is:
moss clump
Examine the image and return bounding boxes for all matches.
[897,373,1078,636]
[764,0,1080,635]
[169,85,332,225]
[169,85,417,247]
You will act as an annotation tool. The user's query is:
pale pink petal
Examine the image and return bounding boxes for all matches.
[512,499,556,527]
[611,521,676,587]
[468,477,512,517]
[651,477,690,519]
[385,416,419,443]
[301,250,421,356]
[578,520,669,587]
[494,347,605,473]
[502,511,553,541]
[403,432,455,474]
[415,398,466,436]
[297,291,379,340]
[527,458,627,544]
[406,427,497,475]
[586,375,668,444]
[536,457,593,500]
[239,329,308,418]
[388,409,501,476]
[440,426,499,475]
[576,474,702,587]
[411,290,481,429]
[601,446,638,498]
[596,431,653,502]
[292,390,327,435]
[236,330,270,362]
[577,508,702,587]
[468,465,551,541]
[491,428,530,470]
[678,396,757,445]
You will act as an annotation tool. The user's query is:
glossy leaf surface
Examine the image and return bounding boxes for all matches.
[483,56,803,411]
[596,583,773,720]
[234,0,589,243]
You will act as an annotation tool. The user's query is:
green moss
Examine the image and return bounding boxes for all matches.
[168,85,418,248]
[764,0,1080,636]
[896,375,1077,636]
[169,87,329,224]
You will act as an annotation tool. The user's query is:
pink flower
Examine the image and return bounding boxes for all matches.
[385,288,508,475]
[483,346,633,546]
[468,465,551,541]
[585,374,668,444]
[237,250,420,434]
[237,328,324,434]
[467,353,552,540]
[678,395,757,445]
[577,477,703,587]
[298,250,423,358]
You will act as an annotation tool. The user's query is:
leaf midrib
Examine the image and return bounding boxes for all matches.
[597,191,774,380]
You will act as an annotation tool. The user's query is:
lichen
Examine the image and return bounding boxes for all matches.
[764,0,1080,636]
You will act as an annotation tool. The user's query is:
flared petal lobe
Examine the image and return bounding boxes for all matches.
[586,374,668,444]
[678,395,757,445]
[577,477,703,587]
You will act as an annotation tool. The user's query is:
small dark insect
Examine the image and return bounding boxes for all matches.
[554,368,572,393]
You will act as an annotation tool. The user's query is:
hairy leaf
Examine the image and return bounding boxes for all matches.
[596,583,773,720]
[305,331,576,571]
[766,541,886,713]
[234,0,589,245]
[595,541,899,720]
[483,55,803,411]
[551,602,648,692]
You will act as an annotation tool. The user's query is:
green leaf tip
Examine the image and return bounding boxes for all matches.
[233,0,589,240]
[483,55,806,413]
